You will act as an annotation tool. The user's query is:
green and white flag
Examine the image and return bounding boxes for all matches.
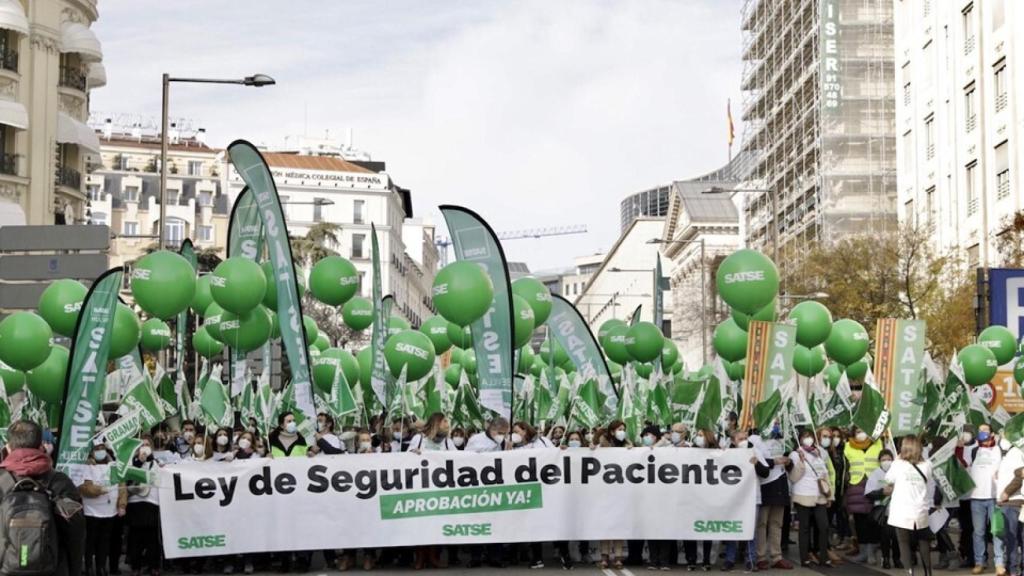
[571,379,603,429]
[440,205,515,419]
[873,319,926,436]
[548,295,617,410]
[369,225,389,409]
[109,437,143,484]
[453,372,485,430]
[200,367,232,429]
[120,375,165,430]
[56,267,123,471]
[930,450,975,504]
[653,253,669,329]
[226,187,265,397]
[852,368,890,439]
[228,142,314,425]
[176,239,197,374]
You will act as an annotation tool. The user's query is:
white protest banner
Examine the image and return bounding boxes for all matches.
[160,448,756,557]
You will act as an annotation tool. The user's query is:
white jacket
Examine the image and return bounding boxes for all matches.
[885,459,932,530]
[969,445,1002,499]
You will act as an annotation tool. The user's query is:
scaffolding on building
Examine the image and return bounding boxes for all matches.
[739,0,897,269]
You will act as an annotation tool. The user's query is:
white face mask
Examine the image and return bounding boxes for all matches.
[193,444,205,457]
[962,432,975,444]
[285,421,297,434]
[453,437,465,447]
[393,431,403,441]
[183,431,195,442]
[43,444,53,455]
[216,435,229,447]
[568,440,582,448]
[735,439,749,449]
[511,433,524,445]
[93,450,107,462]
[238,439,252,451]
[880,460,892,472]
[693,435,707,448]
[671,432,683,444]
[585,433,594,443]
[802,437,815,448]
[614,429,626,442]
[138,446,152,460]
[492,434,506,445]
[855,431,869,443]
[359,441,373,452]
[820,437,832,448]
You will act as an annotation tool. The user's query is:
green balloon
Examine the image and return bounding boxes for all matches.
[824,318,869,366]
[313,348,347,394]
[511,277,553,326]
[725,359,746,381]
[0,360,25,396]
[845,355,871,382]
[463,349,478,374]
[635,363,653,379]
[1014,356,1024,386]
[512,294,536,349]
[204,302,225,343]
[211,257,267,315]
[342,297,374,331]
[303,315,319,346]
[110,304,141,359]
[262,262,306,308]
[603,324,631,365]
[713,318,748,363]
[193,326,223,358]
[793,345,827,377]
[309,256,359,306]
[715,249,779,315]
[517,345,535,373]
[388,316,410,338]
[25,345,68,404]
[192,275,214,316]
[0,312,53,371]
[731,298,777,331]
[979,326,1017,366]
[420,316,452,355]
[661,339,679,369]
[384,330,436,380]
[625,322,663,363]
[131,250,196,320]
[37,279,87,337]
[598,319,628,347]
[445,364,463,387]
[313,333,330,352]
[449,347,464,367]
[539,339,569,367]
[433,261,494,327]
[219,308,272,353]
[787,301,834,348]
[337,349,359,388]
[960,344,999,386]
[447,322,473,349]
[139,318,172,352]
[824,363,844,389]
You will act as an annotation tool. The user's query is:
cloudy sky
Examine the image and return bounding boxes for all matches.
[93,0,743,272]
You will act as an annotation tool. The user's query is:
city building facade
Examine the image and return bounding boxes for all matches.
[894,0,1021,267]
[0,0,104,227]
[739,0,897,267]
[86,119,228,267]
[620,184,671,234]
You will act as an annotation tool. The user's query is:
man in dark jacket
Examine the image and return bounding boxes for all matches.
[0,421,85,576]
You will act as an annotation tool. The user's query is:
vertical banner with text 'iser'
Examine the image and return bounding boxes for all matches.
[56,267,124,472]
[227,141,314,421]
[440,206,514,419]
[874,319,926,436]
[739,321,797,432]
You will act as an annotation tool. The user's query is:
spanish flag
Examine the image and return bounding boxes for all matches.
[727,99,735,147]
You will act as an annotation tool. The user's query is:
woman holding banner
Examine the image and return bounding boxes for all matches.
[512,421,566,569]
[597,421,631,570]
[269,412,308,458]
[683,428,718,571]
[409,412,455,569]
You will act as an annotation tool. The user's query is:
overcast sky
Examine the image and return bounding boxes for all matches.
[92,0,743,272]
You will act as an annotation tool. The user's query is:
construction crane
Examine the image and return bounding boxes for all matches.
[435,224,588,266]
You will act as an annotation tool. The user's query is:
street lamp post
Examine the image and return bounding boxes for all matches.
[647,238,708,364]
[703,186,777,263]
[159,73,276,250]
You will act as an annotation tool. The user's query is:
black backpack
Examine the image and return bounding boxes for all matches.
[0,471,59,576]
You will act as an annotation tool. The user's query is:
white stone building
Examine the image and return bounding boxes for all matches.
[0,0,104,227]
[894,0,1022,266]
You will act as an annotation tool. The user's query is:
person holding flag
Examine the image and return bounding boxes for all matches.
[751,422,794,571]
[789,429,834,568]
[845,425,884,564]
[79,440,127,576]
[125,436,161,576]
[968,423,1002,575]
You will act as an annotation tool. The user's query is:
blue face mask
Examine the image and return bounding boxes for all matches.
[770,426,782,439]
[978,431,991,442]
[642,435,656,447]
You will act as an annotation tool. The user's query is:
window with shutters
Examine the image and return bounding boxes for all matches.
[995,141,1010,200]
[966,161,978,216]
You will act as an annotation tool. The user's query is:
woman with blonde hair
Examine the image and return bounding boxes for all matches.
[885,435,934,576]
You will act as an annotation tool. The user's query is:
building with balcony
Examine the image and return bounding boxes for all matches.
[0,0,104,227]
[86,122,229,267]
[739,0,897,269]
[894,0,1021,267]
[224,148,439,328]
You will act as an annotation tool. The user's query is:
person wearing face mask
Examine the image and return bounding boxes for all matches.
[404,413,454,569]
[723,429,758,572]
[656,423,689,447]
[188,435,212,462]
[639,425,661,450]
[822,427,853,553]
[561,430,585,449]
[885,436,934,576]
[844,426,883,564]
[337,431,379,572]
[595,421,630,570]
[126,436,161,576]
[956,426,979,568]
[509,421,561,568]
[788,429,833,568]
[864,450,901,570]
[995,436,1024,576]
[465,417,510,568]
[311,414,345,456]
[234,432,258,461]
[751,421,795,571]
[388,417,417,453]
[548,425,565,446]
[968,423,1002,575]
[211,427,235,462]
[80,440,127,576]
[269,412,308,458]
[179,420,197,446]
[683,429,718,570]
[810,428,841,565]
[599,420,632,448]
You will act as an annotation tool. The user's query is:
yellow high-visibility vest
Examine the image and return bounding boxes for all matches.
[844,440,882,485]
